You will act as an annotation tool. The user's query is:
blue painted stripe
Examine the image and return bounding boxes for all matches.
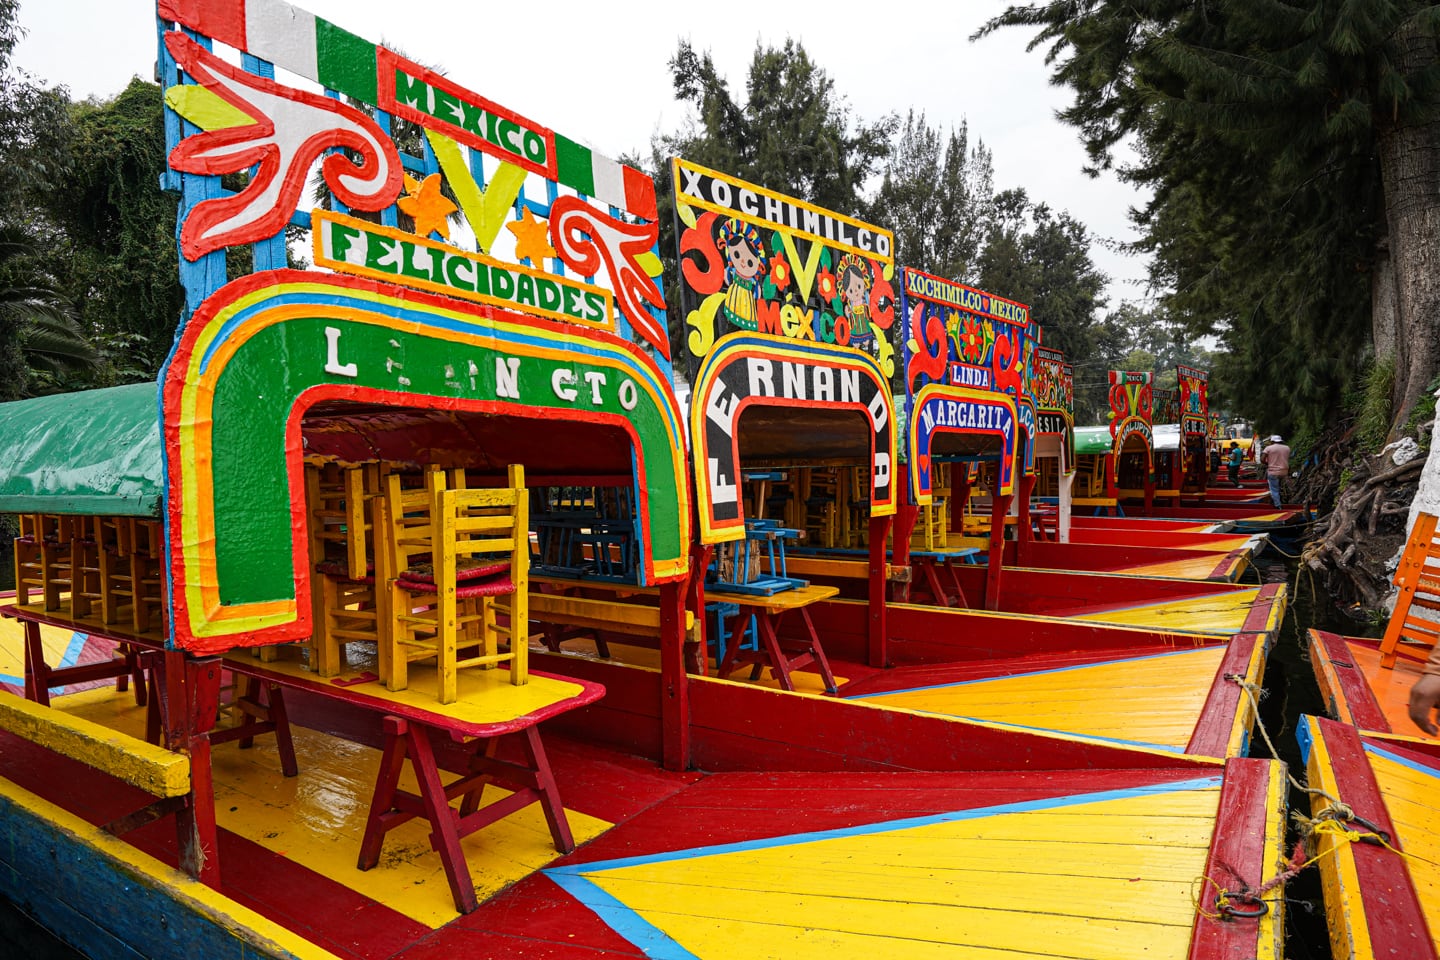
[847,645,1221,700]
[546,872,701,960]
[0,632,90,691]
[547,775,1220,879]
[1364,742,1440,779]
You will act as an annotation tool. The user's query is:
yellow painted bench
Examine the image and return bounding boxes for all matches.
[0,689,189,798]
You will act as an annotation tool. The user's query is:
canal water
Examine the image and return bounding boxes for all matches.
[1251,552,1387,960]
[0,552,1390,959]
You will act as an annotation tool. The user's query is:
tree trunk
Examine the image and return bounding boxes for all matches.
[1371,234,1398,364]
[1377,20,1440,439]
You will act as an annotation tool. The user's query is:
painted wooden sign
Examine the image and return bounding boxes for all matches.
[689,334,896,543]
[671,159,898,380]
[1177,365,1210,480]
[1033,345,1075,476]
[900,267,1033,503]
[157,0,688,652]
[1108,370,1154,478]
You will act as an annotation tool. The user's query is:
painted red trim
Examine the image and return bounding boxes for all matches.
[1187,757,1281,960]
[158,0,246,49]
[687,673,1216,773]
[1310,629,1391,732]
[1186,635,1260,757]
[1242,582,1283,633]
[226,657,603,739]
[1311,717,1434,955]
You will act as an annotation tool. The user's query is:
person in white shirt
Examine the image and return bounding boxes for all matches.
[1259,435,1291,508]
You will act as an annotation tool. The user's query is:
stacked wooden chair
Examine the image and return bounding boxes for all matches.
[911,462,950,552]
[13,513,166,637]
[381,464,530,704]
[304,460,386,675]
[1379,512,1440,669]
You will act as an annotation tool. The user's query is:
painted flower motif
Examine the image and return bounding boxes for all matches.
[816,270,837,302]
[960,315,985,363]
[771,255,792,291]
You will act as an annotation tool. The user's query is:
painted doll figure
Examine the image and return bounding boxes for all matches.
[836,254,873,345]
[717,218,766,331]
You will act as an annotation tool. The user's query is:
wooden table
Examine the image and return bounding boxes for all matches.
[222,651,604,914]
[705,584,841,695]
[906,547,981,607]
[1,603,602,913]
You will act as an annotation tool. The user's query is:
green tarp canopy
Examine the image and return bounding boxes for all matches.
[1073,426,1115,456]
[0,382,164,516]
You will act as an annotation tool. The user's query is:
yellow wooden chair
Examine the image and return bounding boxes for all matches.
[303,461,386,675]
[1379,512,1440,668]
[382,465,529,704]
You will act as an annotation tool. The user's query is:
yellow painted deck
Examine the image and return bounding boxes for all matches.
[1365,743,1440,953]
[1067,587,1275,635]
[49,684,612,928]
[1107,553,1246,581]
[853,646,1228,752]
[0,611,92,691]
[551,776,1230,960]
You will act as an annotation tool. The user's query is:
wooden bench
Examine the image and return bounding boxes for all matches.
[0,687,214,881]
[222,652,604,915]
[529,577,696,663]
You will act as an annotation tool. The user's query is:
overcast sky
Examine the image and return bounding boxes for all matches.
[14,0,1153,310]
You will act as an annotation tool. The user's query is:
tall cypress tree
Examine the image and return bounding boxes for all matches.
[980,0,1440,437]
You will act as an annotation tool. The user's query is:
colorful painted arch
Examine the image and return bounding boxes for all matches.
[161,270,690,652]
[908,384,1019,504]
[690,332,897,544]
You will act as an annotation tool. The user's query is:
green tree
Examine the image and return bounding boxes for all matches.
[979,0,1440,439]
[44,78,183,375]
[869,110,994,280]
[975,190,1113,421]
[651,39,897,359]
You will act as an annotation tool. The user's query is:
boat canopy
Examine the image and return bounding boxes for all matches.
[1073,426,1113,456]
[1151,423,1181,453]
[0,382,163,517]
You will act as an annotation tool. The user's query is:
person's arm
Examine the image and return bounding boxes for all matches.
[1408,644,1440,734]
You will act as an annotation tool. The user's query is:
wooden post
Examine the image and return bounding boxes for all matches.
[659,579,690,772]
[949,464,971,534]
[685,543,713,676]
[171,654,221,888]
[890,464,916,603]
[867,515,891,668]
[1015,472,1036,565]
[985,493,1010,611]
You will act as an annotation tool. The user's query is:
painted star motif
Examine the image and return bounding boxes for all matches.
[507,207,557,265]
[397,173,457,240]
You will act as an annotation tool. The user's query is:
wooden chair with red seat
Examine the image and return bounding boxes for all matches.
[1379,512,1440,669]
[382,464,529,704]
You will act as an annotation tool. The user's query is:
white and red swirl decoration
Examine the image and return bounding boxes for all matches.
[165,32,402,261]
[549,196,669,359]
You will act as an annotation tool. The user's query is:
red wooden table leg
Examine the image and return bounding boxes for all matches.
[358,717,409,872]
[22,620,49,706]
[943,559,968,608]
[521,726,575,853]
[797,607,837,695]
[756,613,794,691]
[266,684,299,778]
[458,738,499,817]
[405,722,477,914]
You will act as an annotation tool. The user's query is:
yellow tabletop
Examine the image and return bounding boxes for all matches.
[705,584,840,612]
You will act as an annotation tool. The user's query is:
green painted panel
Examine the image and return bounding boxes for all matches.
[0,383,163,516]
[1073,426,1115,456]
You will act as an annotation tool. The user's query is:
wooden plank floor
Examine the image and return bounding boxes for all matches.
[1364,741,1440,953]
[546,771,1228,960]
[844,646,1228,752]
[0,680,1285,959]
